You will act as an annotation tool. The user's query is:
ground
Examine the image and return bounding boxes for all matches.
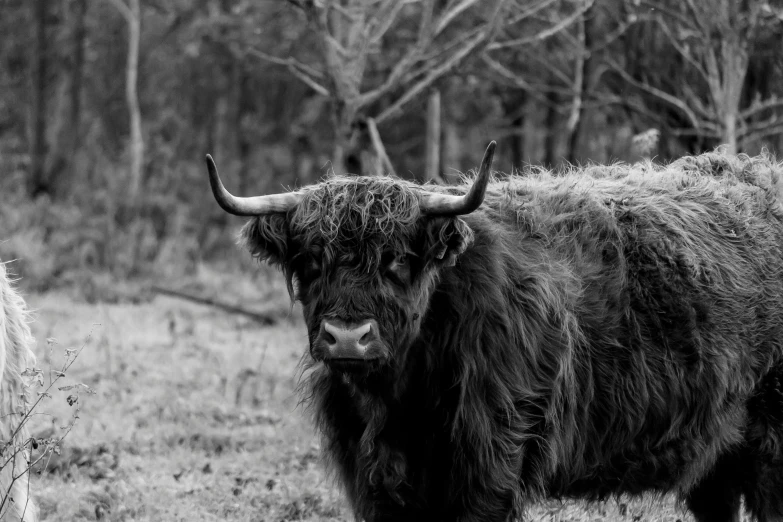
[20,265,709,522]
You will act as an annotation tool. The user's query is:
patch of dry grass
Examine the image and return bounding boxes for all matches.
[19,269,737,522]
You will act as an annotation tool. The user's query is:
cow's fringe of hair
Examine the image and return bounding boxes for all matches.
[292,176,426,274]
[294,175,422,243]
[0,263,37,522]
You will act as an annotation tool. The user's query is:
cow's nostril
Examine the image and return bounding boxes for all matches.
[322,330,337,345]
[359,331,372,345]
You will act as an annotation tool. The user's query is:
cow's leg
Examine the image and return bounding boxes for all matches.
[743,363,783,522]
[685,455,743,522]
[743,461,783,522]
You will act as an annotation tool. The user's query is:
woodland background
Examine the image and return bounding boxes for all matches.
[2,0,783,290]
[2,1,783,519]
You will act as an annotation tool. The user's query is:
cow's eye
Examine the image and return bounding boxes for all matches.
[384,253,411,285]
[300,256,322,282]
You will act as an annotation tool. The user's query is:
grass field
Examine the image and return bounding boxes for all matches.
[21,266,698,522]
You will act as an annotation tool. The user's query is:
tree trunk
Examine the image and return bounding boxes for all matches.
[126,0,144,201]
[331,101,372,175]
[723,110,738,155]
[424,89,441,183]
[28,0,49,197]
[45,0,88,200]
[70,0,86,155]
[501,91,526,169]
[236,65,252,194]
[543,89,559,168]
[213,0,235,171]
[565,3,591,164]
[442,119,461,183]
[718,38,746,154]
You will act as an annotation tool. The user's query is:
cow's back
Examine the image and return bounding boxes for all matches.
[452,154,783,498]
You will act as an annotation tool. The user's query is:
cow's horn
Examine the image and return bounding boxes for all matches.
[206,154,303,216]
[419,141,496,216]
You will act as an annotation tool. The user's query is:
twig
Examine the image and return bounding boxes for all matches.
[246,49,330,97]
[434,0,483,36]
[105,0,134,22]
[151,286,279,325]
[366,118,396,177]
[740,97,783,120]
[375,28,488,124]
[487,0,595,50]
[604,56,705,133]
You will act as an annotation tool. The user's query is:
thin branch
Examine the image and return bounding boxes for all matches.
[639,0,699,31]
[375,29,487,124]
[651,15,711,86]
[504,0,559,26]
[358,43,425,108]
[668,127,723,139]
[480,55,552,106]
[417,0,435,45]
[739,122,783,146]
[521,46,575,86]
[357,0,444,108]
[368,0,407,44]
[374,0,507,123]
[246,49,330,96]
[106,0,134,22]
[434,0,482,36]
[324,33,350,58]
[682,0,713,37]
[329,1,358,21]
[605,57,704,133]
[679,81,717,121]
[246,48,324,79]
[151,286,281,325]
[589,15,642,54]
[487,0,595,50]
[739,98,783,120]
[288,67,331,96]
[308,3,346,96]
[565,5,586,136]
[366,118,397,176]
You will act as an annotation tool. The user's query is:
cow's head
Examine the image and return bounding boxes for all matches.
[206,142,495,376]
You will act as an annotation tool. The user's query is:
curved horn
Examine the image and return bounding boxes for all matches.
[206,154,302,216]
[419,141,496,216]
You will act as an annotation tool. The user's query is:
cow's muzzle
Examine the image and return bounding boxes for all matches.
[312,319,388,369]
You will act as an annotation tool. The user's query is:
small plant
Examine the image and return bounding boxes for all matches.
[0,261,95,521]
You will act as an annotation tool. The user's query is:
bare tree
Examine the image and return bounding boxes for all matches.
[107,0,144,199]
[480,0,596,165]
[253,0,509,175]
[612,0,783,154]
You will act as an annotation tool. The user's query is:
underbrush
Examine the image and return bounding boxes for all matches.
[0,158,259,296]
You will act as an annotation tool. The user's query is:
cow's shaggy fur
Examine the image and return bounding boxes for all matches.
[0,263,37,522]
[241,150,783,522]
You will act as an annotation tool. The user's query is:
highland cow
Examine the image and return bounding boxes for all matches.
[206,143,783,522]
[0,263,37,522]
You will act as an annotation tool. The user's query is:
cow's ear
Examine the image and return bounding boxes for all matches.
[421,217,474,268]
[240,214,289,267]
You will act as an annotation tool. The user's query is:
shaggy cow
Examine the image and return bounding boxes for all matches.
[0,263,37,522]
[206,143,783,522]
